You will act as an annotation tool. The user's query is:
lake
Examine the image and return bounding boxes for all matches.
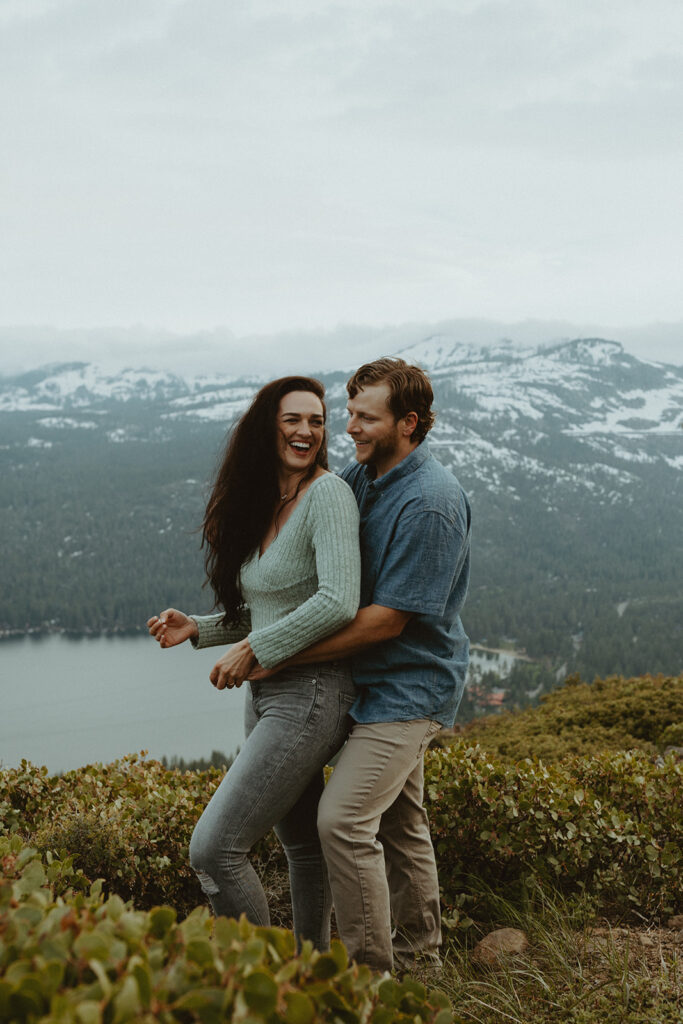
[468,645,526,678]
[0,634,246,774]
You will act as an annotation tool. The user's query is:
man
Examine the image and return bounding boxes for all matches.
[252,357,471,973]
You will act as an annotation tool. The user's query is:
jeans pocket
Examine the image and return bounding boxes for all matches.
[338,688,356,708]
[274,667,319,687]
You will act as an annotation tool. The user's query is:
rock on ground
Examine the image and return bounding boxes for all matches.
[471,928,529,966]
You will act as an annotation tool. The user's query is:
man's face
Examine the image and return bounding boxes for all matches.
[346,383,402,475]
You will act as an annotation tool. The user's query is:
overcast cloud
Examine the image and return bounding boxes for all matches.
[0,0,682,368]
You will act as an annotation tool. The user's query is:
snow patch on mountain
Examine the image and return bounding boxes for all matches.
[0,363,192,411]
[38,417,99,430]
[589,463,640,485]
[164,399,253,422]
[163,385,256,422]
[398,336,515,370]
[610,445,658,464]
[568,385,683,435]
[544,339,625,366]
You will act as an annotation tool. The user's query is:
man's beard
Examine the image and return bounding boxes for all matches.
[364,429,401,469]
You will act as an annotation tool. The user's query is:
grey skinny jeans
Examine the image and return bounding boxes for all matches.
[189,661,355,949]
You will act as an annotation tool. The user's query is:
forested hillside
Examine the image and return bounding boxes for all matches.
[1,338,681,688]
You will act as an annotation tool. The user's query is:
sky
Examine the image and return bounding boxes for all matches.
[1,0,682,371]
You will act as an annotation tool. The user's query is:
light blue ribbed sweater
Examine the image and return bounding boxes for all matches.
[191,473,360,668]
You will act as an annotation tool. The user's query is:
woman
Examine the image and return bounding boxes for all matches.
[147,376,360,950]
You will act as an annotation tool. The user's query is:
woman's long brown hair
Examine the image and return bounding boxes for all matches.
[201,376,328,625]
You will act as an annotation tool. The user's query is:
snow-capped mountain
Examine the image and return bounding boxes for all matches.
[1,336,681,677]
[3,337,680,500]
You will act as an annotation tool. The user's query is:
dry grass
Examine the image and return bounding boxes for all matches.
[263,868,681,1022]
[412,895,682,1024]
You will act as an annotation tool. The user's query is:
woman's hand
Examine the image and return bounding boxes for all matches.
[210,639,256,690]
[147,608,198,648]
[248,662,278,680]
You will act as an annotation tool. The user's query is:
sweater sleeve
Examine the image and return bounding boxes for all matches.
[190,609,252,649]
[247,476,361,668]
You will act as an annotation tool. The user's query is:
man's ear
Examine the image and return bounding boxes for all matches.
[400,411,419,438]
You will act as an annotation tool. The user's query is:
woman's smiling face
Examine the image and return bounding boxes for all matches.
[275,390,326,476]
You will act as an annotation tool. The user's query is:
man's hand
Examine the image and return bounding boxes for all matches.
[147,608,198,648]
[210,638,256,690]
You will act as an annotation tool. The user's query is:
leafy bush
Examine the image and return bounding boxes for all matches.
[0,754,290,923]
[2,755,213,914]
[658,721,683,750]
[427,743,682,923]
[0,836,456,1024]
[3,746,681,931]
[462,673,683,762]
[3,674,682,933]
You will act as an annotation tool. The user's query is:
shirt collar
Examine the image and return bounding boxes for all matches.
[364,441,430,492]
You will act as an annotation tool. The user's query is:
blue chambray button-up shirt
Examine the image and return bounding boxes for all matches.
[341,442,471,727]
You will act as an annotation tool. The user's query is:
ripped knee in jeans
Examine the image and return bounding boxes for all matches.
[193,867,220,896]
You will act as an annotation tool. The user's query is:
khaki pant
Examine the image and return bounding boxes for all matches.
[317,718,442,972]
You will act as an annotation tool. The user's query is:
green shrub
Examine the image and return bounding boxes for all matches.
[0,837,457,1024]
[658,722,683,751]
[0,762,56,833]
[0,754,290,922]
[426,743,682,922]
[2,680,681,930]
[462,673,683,762]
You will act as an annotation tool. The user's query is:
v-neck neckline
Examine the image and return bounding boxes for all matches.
[257,473,328,560]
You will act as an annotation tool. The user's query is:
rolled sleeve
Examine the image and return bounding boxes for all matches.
[190,610,252,649]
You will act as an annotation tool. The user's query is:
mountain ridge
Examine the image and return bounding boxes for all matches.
[1,335,681,686]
